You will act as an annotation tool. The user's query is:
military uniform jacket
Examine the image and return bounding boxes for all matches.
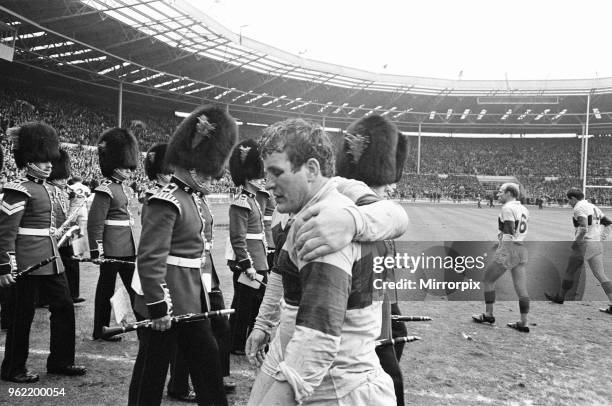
[255,189,276,250]
[87,177,136,257]
[229,189,269,271]
[134,177,211,319]
[0,175,64,276]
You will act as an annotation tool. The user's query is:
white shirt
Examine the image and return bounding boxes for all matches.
[498,200,529,242]
[573,199,605,241]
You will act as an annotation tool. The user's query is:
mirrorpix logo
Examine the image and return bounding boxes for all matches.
[372,243,488,298]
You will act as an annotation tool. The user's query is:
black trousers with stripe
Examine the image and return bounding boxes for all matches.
[128,297,227,406]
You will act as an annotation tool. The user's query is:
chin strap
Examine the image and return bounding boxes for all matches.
[26,163,51,179]
[188,169,212,194]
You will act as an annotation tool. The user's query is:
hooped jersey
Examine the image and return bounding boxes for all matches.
[572,200,605,240]
[497,200,529,242]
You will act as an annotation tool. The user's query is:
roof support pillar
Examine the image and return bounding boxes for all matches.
[582,93,590,195]
[417,122,422,175]
[118,81,123,127]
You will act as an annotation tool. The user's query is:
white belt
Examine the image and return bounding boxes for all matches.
[18,227,51,236]
[104,219,131,226]
[263,216,272,221]
[167,255,202,268]
[246,233,265,240]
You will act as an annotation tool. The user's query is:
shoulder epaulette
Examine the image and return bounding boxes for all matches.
[94,184,113,198]
[231,194,251,210]
[94,180,113,198]
[145,187,159,199]
[2,180,31,197]
[149,184,181,214]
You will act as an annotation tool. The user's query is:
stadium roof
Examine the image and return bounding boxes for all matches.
[2,0,612,134]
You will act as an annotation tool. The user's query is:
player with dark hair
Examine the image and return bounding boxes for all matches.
[546,188,612,314]
[248,118,396,405]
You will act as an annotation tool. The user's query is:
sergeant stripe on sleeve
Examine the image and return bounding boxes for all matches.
[1,200,26,216]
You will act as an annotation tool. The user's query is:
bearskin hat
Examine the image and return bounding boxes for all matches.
[395,133,410,183]
[165,105,237,178]
[9,122,60,169]
[97,128,140,178]
[336,114,398,187]
[144,143,172,181]
[49,149,71,181]
[229,139,264,187]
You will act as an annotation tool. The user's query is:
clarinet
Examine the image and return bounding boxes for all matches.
[101,309,235,339]
[8,254,59,279]
[71,257,136,265]
[391,315,432,322]
[376,336,421,347]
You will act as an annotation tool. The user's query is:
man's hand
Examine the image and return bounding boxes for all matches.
[245,328,269,367]
[0,274,16,288]
[150,315,172,331]
[294,202,356,262]
[246,268,257,280]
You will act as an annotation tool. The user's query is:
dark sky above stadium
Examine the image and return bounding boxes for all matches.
[186,0,610,81]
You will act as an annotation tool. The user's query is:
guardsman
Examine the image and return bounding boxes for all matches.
[335,114,405,406]
[227,139,269,355]
[128,105,236,406]
[253,180,276,268]
[0,123,86,383]
[48,149,83,304]
[0,144,5,329]
[88,128,140,341]
[390,134,410,362]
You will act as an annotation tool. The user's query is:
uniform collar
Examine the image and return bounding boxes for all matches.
[26,174,46,184]
[241,188,255,198]
[109,176,123,184]
[172,176,204,198]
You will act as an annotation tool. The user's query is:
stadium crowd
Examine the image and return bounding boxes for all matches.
[1,86,612,203]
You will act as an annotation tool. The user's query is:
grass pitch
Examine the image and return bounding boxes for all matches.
[1,202,611,405]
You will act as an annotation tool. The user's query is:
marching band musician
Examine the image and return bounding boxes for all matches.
[128,105,236,406]
[0,123,85,383]
[48,149,84,304]
[254,179,276,268]
[136,142,236,401]
[88,128,140,341]
[227,139,269,355]
[0,144,5,330]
